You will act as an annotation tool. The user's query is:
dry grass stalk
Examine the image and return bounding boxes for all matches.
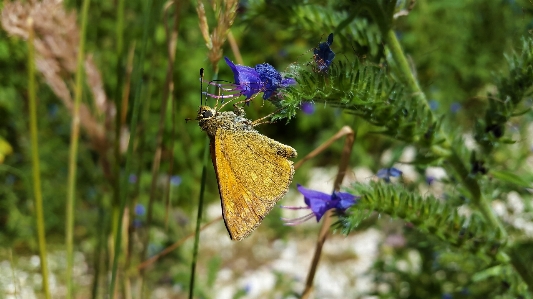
[196,0,238,72]
[1,0,116,155]
[196,0,212,51]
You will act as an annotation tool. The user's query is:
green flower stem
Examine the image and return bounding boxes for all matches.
[109,2,126,293]
[189,137,209,299]
[112,0,126,211]
[107,0,128,296]
[27,18,51,299]
[66,0,91,297]
[384,29,428,107]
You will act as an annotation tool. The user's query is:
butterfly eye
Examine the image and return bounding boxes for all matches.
[202,109,213,118]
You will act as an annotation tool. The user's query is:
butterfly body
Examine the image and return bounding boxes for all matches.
[197,105,297,240]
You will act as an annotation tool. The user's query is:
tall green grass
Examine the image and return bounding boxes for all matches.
[65,0,91,297]
[109,0,154,295]
[26,17,51,299]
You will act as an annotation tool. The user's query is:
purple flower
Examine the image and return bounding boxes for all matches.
[254,63,283,100]
[282,184,359,225]
[129,174,137,184]
[225,57,263,99]
[429,100,439,110]
[135,203,146,216]
[301,101,315,114]
[450,102,461,113]
[242,284,251,294]
[377,167,402,183]
[204,57,295,101]
[254,62,295,100]
[313,33,335,72]
[170,175,182,186]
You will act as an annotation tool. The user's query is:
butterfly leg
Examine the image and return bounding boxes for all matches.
[251,108,282,126]
[232,104,246,117]
[229,92,262,108]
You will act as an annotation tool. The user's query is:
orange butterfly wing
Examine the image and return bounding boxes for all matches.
[211,128,297,240]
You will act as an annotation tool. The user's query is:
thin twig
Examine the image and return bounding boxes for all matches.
[227,30,243,65]
[300,126,355,299]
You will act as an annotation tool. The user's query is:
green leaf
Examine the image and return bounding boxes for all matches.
[337,182,506,254]
[491,170,531,188]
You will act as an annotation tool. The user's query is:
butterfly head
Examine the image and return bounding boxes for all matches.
[197,106,216,121]
[197,105,220,136]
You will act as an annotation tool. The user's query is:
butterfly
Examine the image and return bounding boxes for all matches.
[196,104,297,240]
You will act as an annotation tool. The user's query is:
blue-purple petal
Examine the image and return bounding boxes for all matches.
[333,191,358,210]
[307,197,331,222]
[129,174,137,184]
[223,57,295,100]
[377,167,402,179]
[224,57,263,99]
[301,102,315,114]
[313,33,335,72]
[170,175,182,186]
[450,102,461,113]
[255,63,282,87]
[297,184,331,203]
[389,168,402,177]
[135,203,146,216]
[297,184,359,222]
[255,63,283,99]
[297,184,332,221]
[326,32,333,46]
[281,77,296,87]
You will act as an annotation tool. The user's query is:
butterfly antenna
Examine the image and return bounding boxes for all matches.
[200,68,204,106]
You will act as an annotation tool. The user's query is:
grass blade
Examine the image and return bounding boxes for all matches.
[27,17,51,299]
[65,0,91,297]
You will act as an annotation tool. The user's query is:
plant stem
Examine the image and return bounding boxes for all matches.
[188,138,209,299]
[112,0,126,215]
[66,0,91,297]
[107,0,125,295]
[111,0,125,254]
[189,68,218,298]
[384,29,428,106]
[27,18,51,299]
